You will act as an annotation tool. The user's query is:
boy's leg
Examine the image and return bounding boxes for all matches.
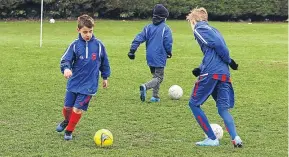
[190,105,216,140]
[64,94,92,140]
[63,91,77,121]
[64,107,82,140]
[189,76,219,146]
[218,108,242,147]
[56,91,76,132]
[152,67,164,99]
[212,82,242,147]
[139,67,154,102]
[218,108,237,140]
[145,67,164,101]
[63,107,72,122]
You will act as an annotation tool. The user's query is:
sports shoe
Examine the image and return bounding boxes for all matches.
[56,120,68,132]
[232,136,242,148]
[196,138,219,146]
[150,97,160,102]
[64,130,73,140]
[140,84,146,102]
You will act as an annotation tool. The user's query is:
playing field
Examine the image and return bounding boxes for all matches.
[0,20,287,157]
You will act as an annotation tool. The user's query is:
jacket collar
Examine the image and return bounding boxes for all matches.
[78,33,95,42]
[194,21,208,29]
[152,16,165,25]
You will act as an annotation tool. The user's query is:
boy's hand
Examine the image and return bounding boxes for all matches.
[229,59,238,70]
[167,53,172,58]
[64,69,72,79]
[128,52,135,60]
[192,68,201,77]
[103,79,108,88]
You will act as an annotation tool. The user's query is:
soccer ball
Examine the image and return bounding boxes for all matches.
[49,19,55,23]
[168,85,183,100]
[205,124,224,139]
[93,129,113,147]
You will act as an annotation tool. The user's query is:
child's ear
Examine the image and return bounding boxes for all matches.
[77,28,80,32]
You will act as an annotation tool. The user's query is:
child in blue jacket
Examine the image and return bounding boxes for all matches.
[128,4,173,102]
[56,14,111,140]
[186,7,242,147]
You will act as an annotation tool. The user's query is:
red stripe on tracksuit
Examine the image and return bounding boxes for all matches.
[213,74,218,80]
[193,76,202,97]
[84,96,91,103]
[226,125,229,132]
[212,74,231,82]
[197,115,209,131]
[221,74,227,82]
[80,95,92,106]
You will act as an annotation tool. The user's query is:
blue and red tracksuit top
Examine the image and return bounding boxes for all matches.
[60,34,111,95]
[130,21,173,67]
[194,21,232,82]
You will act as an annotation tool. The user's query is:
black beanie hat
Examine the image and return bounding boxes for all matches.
[153,4,169,18]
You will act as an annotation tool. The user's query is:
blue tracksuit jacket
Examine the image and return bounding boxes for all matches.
[60,34,111,95]
[194,21,232,79]
[130,21,173,67]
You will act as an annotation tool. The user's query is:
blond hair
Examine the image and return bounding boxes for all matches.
[77,14,94,29]
[186,7,208,22]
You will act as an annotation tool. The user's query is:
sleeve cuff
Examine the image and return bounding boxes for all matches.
[130,49,136,54]
[228,58,232,64]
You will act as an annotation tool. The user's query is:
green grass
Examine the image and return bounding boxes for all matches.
[0,20,287,157]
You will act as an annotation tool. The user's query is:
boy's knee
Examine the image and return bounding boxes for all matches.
[216,99,233,109]
[64,106,72,110]
[153,75,163,83]
[217,107,227,114]
[157,76,163,83]
[188,102,200,110]
[73,107,83,114]
[217,107,234,122]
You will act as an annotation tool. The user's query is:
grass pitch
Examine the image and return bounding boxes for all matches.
[0,20,287,157]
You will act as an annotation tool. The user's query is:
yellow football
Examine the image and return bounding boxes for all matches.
[93,129,113,147]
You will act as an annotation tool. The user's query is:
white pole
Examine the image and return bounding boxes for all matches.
[40,0,43,47]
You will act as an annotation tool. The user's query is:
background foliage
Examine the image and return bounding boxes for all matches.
[0,0,288,21]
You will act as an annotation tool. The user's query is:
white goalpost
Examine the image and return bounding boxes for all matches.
[40,0,43,47]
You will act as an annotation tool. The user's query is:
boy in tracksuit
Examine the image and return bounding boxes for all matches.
[56,14,111,140]
[128,4,173,103]
[186,8,243,147]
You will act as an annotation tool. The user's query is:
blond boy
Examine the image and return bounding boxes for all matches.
[186,8,242,147]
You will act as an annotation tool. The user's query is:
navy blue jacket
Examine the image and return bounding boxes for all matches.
[194,21,232,78]
[60,34,111,95]
[130,22,173,67]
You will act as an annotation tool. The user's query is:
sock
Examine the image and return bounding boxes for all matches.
[191,105,216,140]
[66,110,82,132]
[62,107,72,122]
[218,108,237,140]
